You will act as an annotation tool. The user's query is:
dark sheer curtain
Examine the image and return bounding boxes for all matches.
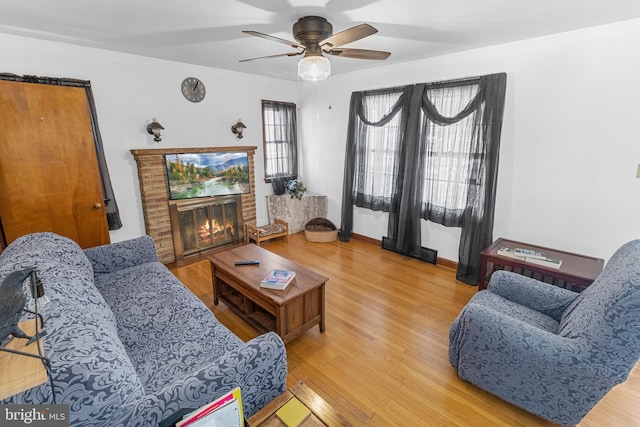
[261,100,298,194]
[0,73,122,230]
[85,86,122,230]
[339,86,410,241]
[386,84,427,259]
[454,74,507,283]
[340,73,507,285]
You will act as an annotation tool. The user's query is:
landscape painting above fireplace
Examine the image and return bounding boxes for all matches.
[165,151,250,200]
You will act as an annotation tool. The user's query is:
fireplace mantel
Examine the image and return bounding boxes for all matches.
[131,146,256,156]
[131,146,258,264]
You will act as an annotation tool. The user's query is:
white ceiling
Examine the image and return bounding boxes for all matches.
[2,0,640,81]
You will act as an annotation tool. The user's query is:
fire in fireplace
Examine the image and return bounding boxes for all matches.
[169,195,243,260]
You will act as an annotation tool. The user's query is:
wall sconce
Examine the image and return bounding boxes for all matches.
[231,119,246,139]
[146,117,164,143]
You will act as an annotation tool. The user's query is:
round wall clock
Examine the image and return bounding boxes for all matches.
[181,77,206,102]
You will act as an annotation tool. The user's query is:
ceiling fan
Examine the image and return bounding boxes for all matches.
[240,16,391,81]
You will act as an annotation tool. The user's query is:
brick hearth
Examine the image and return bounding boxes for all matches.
[130,147,257,264]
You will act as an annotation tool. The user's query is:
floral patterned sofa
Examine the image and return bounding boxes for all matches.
[449,239,640,426]
[0,232,287,426]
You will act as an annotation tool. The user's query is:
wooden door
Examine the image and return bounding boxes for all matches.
[0,80,110,248]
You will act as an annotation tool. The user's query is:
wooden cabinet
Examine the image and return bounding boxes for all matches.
[479,238,604,292]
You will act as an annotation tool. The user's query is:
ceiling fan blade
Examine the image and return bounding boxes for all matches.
[325,47,390,60]
[239,51,304,62]
[320,23,377,48]
[242,30,305,49]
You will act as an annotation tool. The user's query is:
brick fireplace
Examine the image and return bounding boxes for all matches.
[130,147,257,264]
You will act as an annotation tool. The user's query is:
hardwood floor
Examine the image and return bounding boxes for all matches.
[171,234,640,426]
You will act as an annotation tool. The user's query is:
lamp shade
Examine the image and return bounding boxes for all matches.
[298,55,331,81]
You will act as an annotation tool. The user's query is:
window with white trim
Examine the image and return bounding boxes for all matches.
[261,100,298,182]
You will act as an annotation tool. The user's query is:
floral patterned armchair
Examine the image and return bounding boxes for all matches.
[449,239,640,426]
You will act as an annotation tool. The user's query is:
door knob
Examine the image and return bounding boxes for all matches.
[93,203,102,209]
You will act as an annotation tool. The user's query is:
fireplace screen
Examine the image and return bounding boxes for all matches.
[170,196,242,259]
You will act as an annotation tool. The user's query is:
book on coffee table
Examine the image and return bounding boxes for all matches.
[260,269,296,290]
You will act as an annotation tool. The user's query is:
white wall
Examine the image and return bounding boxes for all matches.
[3,18,639,263]
[0,33,297,243]
[301,19,640,262]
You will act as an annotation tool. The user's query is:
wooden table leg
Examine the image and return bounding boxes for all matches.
[210,262,219,305]
[276,306,285,342]
[319,283,326,333]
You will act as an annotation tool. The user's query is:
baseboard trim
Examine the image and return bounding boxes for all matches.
[349,233,381,246]
[437,257,458,271]
[349,233,458,270]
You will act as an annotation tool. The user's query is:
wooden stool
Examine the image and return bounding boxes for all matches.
[245,219,288,246]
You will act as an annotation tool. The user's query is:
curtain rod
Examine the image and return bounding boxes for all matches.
[424,76,481,89]
[356,73,506,95]
[0,73,90,88]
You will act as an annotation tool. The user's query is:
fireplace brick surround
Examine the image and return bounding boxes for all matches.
[130,147,257,264]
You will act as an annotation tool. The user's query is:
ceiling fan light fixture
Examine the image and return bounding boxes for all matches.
[298,55,331,81]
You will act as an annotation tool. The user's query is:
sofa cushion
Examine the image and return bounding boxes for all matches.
[0,233,145,422]
[94,262,245,393]
[84,235,159,275]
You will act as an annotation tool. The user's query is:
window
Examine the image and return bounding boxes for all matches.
[352,88,407,211]
[261,100,298,182]
[420,83,483,225]
[342,74,506,285]
[350,83,484,223]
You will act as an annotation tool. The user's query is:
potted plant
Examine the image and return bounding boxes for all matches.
[286,180,307,200]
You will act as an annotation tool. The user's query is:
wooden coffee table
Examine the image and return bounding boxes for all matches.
[209,244,328,343]
[247,382,353,427]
